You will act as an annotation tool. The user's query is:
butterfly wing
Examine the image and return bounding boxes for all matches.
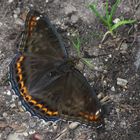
[19,10,67,58]
[19,10,68,90]
[10,10,67,121]
[31,68,102,123]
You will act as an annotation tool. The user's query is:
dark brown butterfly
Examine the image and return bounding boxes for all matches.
[9,10,102,124]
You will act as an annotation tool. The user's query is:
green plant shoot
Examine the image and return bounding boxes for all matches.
[89,0,136,35]
[72,36,93,69]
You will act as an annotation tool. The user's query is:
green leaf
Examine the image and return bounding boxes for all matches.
[82,58,94,69]
[109,0,121,23]
[72,36,81,57]
[89,4,108,26]
[105,0,109,20]
[111,19,136,31]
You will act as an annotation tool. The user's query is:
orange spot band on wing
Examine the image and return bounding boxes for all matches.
[17,68,22,74]
[18,74,23,81]
[35,104,43,109]
[18,56,24,62]
[28,16,37,36]
[16,62,21,68]
[24,95,32,101]
[42,108,48,112]
[79,112,98,121]
[20,81,24,88]
[21,87,28,94]
[29,99,37,105]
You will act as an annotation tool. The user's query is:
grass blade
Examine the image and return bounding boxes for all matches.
[109,0,121,23]
[105,0,109,20]
[111,19,136,31]
[89,4,108,26]
[72,36,81,56]
[82,58,93,69]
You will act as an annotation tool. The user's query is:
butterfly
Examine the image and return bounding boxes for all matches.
[9,10,103,125]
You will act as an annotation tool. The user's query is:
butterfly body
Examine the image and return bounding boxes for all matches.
[9,10,102,125]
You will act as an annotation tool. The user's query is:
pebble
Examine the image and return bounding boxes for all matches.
[15,18,24,26]
[14,8,20,15]
[64,4,77,15]
[8,0,14,3]
[97,92,104,99]
[28,129,36,135]
[120,43,128,54]
[69,122,80,129]
[12,94,18,101]
[134,46,140,70]
[0,22,3,26]
[135,8,140,20]
[23,132,28,136]
[6,90,11,96]
[117,78,128,87]
[3,112,8,117]
[13,14,18,19]
[71,15,79,23]
[32,133,43,140]
[7,134,21,140]
[29,119,37,128]
[111,86,115,92]
[7,133,23,140]
[10,103,16,108]
[120,120,127,129]
[52,122,58,130]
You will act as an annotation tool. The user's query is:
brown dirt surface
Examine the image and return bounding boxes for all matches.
[0,0,140,140]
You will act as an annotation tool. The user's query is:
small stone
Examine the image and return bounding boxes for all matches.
[69,122,80,129]
[97,92,104,99]
[13,14,18,19]
[14,8,20,15]
[108,54,112,58]
[23,132,28,136]
[120,120,127,128]
[7,133,21,140]
[52,123,58,130]
[15,18,24,26]
[10,103,16,108]
[120,43,128,54]
[12,95,18,101]
[134,46,140,70]
[135,8,140,20]
[0,22,3,27]
[64,4,77,15]
[111,86,115,92]
[32,133,43,140]
[3,112,8,117]
[117,78,128,87]
[29,120,36,128]
[8,0,14,3]
[103,80,107,86]
[6,90,11,96]
[28,130,36,135]
[71,15,79,23]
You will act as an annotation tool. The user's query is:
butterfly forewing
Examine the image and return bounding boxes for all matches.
[19,10,68,91]
[20,10,67,58]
